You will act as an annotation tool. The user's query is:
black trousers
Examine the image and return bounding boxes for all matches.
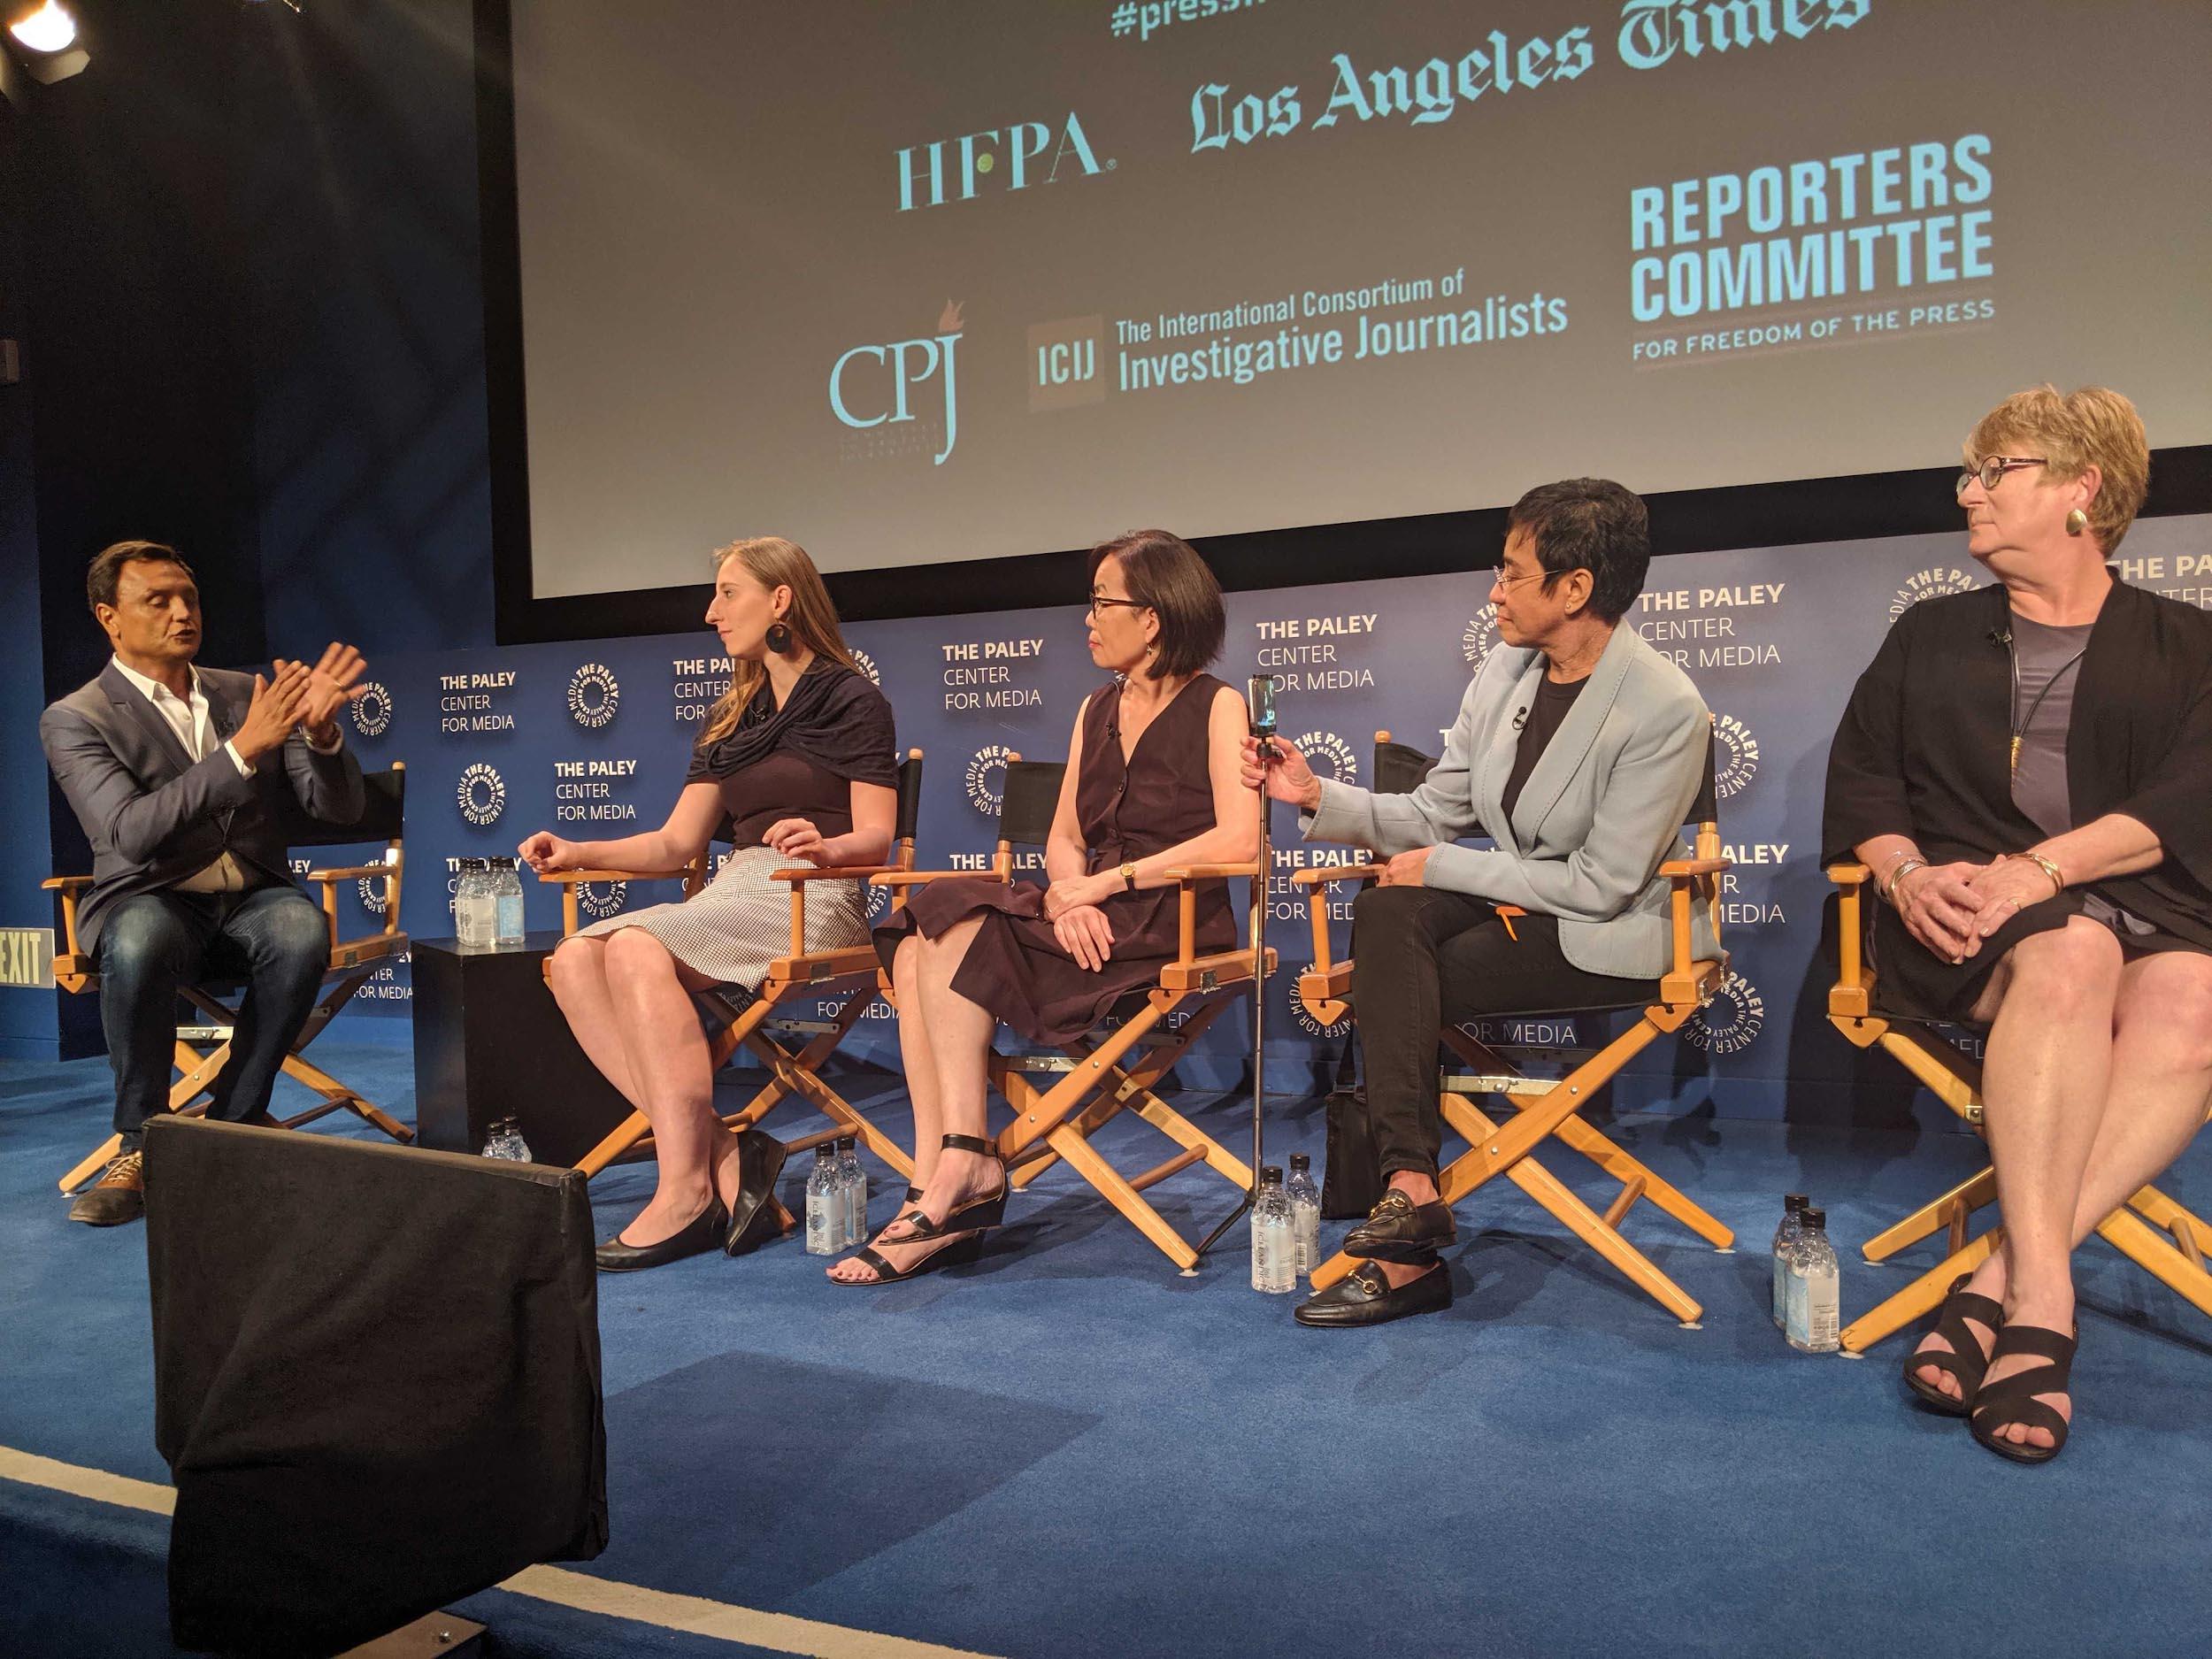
[1349,885,1659,1182]
[97,884,330,1149]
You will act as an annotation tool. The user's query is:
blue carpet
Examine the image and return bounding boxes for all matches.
[3,1027,2209,1656]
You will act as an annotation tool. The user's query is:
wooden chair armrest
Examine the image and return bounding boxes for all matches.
[1659,857,1731,877]
[536,865,694,885]
[1290,864,1385,887]
[41,874,92,890]
[773,864,902,884]
[1827,862,1871,887]
[1161,863,1260,879]
[871,870,1001,888]
[303,863,391,883]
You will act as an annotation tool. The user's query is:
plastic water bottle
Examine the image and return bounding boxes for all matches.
[1771,1193,1808,1327]
[1785,1205,1841,1353]
[1251,1165,1295,1294]
[491,856,526,947]
[1286,1153,1321,1279]
[804,1145,841,1256]
[835,1136,866,1246]
[452,859,481,947]
[481,1116,529,1161]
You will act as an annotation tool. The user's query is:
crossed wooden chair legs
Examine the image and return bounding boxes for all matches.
[1309,1025,1736,1325]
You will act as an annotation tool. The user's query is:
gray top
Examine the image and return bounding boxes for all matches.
[2009,610,2152,937]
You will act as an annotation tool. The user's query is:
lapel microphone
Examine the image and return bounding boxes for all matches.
[1987,626,2013,648]
[1511,705,1529,731]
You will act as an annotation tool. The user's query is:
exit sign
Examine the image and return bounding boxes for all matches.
[0,928,55,989]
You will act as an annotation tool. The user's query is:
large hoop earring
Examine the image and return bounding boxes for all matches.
[2064,509,2088,537]
[764,620,794,653]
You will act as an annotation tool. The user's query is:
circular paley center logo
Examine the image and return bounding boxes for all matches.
[568,662,619,729]
[965,743,1017,816]
[457,763,506,827]
[1288,979,1352,1040]
[579,879,627,920]
[355,860,394,916]
[851,647,881,687]
[1293,729,1359,787]
[1889,565,1982,621]
[1685,969,1765,1056]
[350,680,394,739]
[1461,603,1500,672]
[1710,714,1759,801]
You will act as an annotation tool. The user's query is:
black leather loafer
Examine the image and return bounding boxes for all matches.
[724,1129,790,1256]
[1294,1259,1452,1327]
[595,1196,730,1272]
[1342,1189,1456,1262]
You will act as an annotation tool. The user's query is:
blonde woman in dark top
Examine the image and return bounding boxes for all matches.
[519,538,899,1271]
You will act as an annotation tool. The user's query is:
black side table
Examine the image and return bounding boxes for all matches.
[411,933,635,1168]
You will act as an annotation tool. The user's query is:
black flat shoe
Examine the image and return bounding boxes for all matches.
[830,1231,986,1286]
[885,1133,1009,1241]
[1342,1190,1456,1263]
[1294,1259,1451,1327]
[1970,1323,2078,1465]
[595,1196,730,1272]
[1902,1274,2002,1416]
[724,1129,789,1256]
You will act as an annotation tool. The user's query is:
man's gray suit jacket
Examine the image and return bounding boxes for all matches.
[1302,619,1722,979]
[41,663,366,956]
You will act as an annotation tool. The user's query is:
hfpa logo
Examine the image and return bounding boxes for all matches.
[831,301,964,466]
[895,113,1110,211]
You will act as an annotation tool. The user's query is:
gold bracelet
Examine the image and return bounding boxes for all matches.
[2014,850,2064,896]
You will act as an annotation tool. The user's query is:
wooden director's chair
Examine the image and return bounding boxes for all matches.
[1298,729,1738,1325]
[544,749,925,1194]
[49,764,415,1194]
[1825,864,2212,1352]
[872,756,1262,1272]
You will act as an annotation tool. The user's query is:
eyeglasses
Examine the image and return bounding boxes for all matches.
[1492,565,1553,590]
[1087,595,1148,615]
[1956,456,2047,496]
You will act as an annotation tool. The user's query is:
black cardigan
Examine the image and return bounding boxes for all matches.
[1824,578,2212,948]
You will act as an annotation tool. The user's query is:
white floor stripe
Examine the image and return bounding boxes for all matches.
[1,1446,1004,1659]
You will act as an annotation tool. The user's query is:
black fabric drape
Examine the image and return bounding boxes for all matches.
[687,657,896,788]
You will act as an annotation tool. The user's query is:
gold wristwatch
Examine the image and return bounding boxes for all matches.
[1119,861,1139,892]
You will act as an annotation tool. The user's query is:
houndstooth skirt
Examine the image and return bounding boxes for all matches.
[572,845,871,990]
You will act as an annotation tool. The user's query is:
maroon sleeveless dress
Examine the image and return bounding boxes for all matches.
[877,674,1237,1044]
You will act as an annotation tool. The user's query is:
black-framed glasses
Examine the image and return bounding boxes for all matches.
[1087,594,1148,614]
[1956,456,2047,496]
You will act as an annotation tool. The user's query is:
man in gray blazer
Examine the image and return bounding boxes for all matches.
[1243,480,1716,1327]
[41,541,369,1225]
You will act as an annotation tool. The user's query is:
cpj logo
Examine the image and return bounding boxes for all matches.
[831,301,964,466]
[457,763,506,828]
[568,663,619,729]
[1710,713,1759,801]
[964,744,1018,816]
[350,680,393,739]
[1684,969,1765,1056]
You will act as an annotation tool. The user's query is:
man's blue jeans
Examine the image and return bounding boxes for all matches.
[97,885,329,1148]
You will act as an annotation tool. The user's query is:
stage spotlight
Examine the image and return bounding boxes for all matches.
[5,0,88,84]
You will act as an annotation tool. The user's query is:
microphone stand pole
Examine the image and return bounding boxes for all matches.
[1195,697,1276,1263]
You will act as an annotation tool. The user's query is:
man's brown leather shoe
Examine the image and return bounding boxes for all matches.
[1342,1187,1455,1263]
[67,1151,145,1226]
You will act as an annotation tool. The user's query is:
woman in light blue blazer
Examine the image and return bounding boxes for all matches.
[1243,478,1714,1328]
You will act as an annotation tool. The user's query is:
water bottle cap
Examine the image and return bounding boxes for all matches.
[1786,1193,1809,1213]
[1801,1206,1825,1230]
[815,1144,836,1161]
[1289,1153,1310,1171]
[836,1136,856,1151]
[1260,1164,1282,1185]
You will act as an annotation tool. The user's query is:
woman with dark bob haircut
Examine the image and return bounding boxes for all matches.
[1826,386,2212,1463]
[830,529,1256,1283]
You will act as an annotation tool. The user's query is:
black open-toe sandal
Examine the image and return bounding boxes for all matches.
[1902,1274,2003,1417]
[882,1133,1008,1241]
[830,1231,985,1286]
[1970,1323,2077,1465]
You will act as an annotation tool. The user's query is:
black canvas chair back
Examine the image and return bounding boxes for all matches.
[998,761,1067,849]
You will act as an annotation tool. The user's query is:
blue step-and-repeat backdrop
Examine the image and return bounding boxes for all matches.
[319,514,2209,1118]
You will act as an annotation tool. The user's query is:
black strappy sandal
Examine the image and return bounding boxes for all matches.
[1970,1324,2078,1465]
[830,1230,986,1286]
[1902,1274,2003,1417]
[881,1133,1008,1241]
